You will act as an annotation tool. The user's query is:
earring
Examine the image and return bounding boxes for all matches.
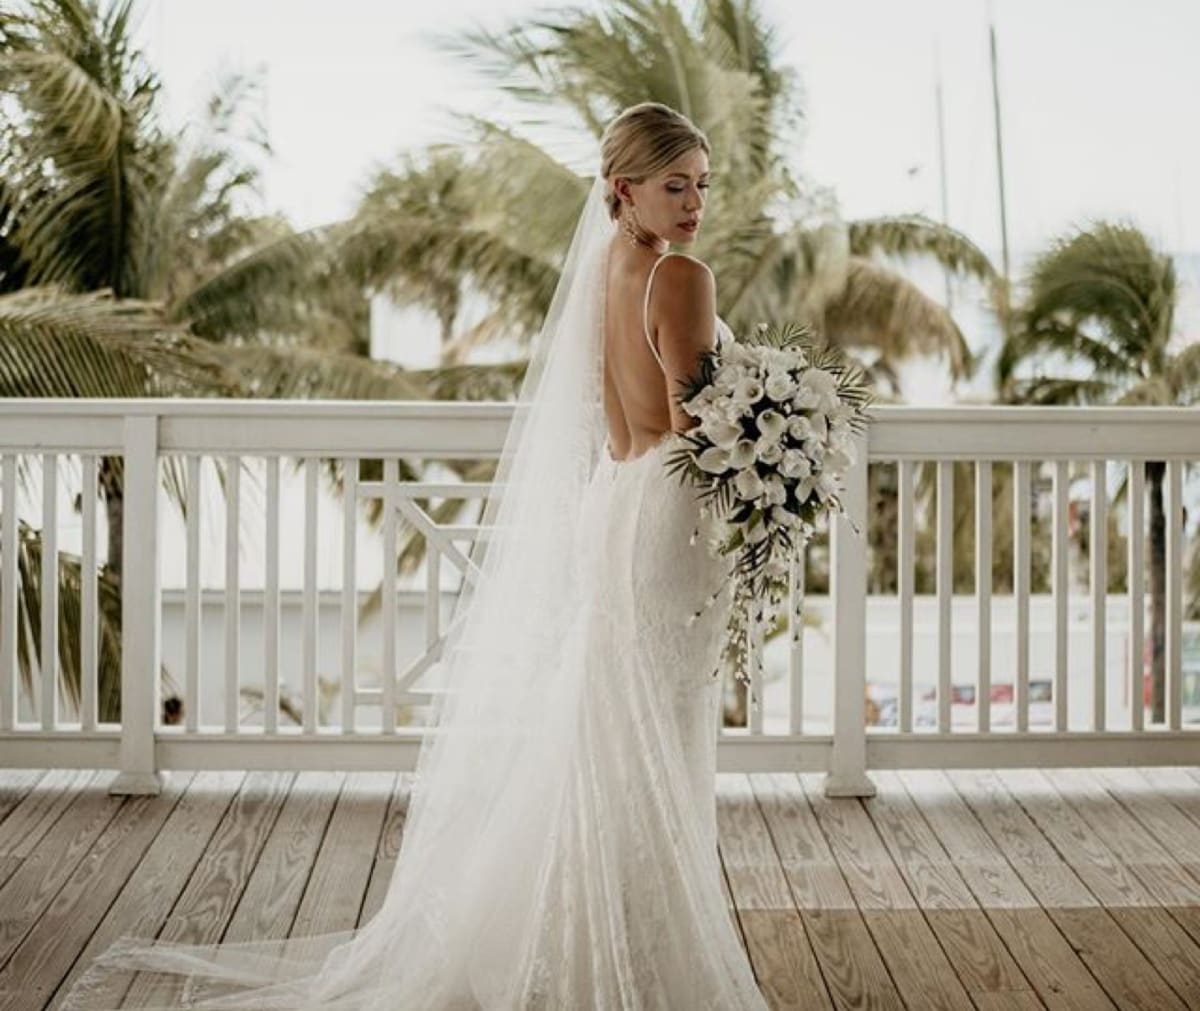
[621,208,640,247]
[621,204,647,248]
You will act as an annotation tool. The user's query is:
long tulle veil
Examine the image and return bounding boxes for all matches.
[63,176,619,1009]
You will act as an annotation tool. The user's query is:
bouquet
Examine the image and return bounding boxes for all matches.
[663,322,875,706]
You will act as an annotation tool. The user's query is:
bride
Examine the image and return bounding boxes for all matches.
[64,102,769,1010]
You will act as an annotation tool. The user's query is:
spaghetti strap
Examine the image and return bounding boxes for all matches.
[642,253,676,374]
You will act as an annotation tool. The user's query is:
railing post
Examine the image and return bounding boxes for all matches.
[825,436,875,798]
[110,413,166,795]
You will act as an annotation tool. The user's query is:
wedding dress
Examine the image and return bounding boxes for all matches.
[61,177,769,1009]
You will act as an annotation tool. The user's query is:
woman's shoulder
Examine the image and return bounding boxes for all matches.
[657,250,713,280]
[654,251,715,300]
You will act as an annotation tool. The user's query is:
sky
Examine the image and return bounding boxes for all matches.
[136,0,1199,255]
[134,0,1200,399]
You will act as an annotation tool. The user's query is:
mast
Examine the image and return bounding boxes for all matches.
[987,1,1012,324]
[934,37,952,309]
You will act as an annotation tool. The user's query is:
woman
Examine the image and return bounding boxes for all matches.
[64,102,767,1010]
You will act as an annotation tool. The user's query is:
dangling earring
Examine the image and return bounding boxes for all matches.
[622,204,647,248]
[621,207,639,247]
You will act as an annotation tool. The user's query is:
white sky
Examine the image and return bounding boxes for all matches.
[133,0,1200,402]
[137,0,1199,258]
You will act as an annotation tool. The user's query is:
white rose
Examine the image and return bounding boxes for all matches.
[713,365,740,390]
[764,372,796,402]
[762,474,787,506]
[734,468,765,501]
[780,448,811,479]
[756,408,788,442]
[697,446,731,474]
[787,415,814,441]
[800,368,837,396]
[755,439,784,465]
[724,343,753,367]
[728,439,757,470]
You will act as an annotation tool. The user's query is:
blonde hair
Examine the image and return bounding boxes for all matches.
[599,102,711,220]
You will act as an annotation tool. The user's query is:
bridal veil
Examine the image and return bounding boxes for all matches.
[61,177,654,1009]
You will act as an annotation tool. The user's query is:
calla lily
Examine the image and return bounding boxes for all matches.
[734,468,765,500]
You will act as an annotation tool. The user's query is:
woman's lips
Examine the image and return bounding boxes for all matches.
[679,220,699,233]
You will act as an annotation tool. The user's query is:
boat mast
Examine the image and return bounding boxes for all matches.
[934,37,952,309]
[987,0,1012,323]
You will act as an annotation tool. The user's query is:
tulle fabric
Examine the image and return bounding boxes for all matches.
[61,178,768,1009]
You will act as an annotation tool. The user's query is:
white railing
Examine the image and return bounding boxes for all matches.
[0,400,1197,797]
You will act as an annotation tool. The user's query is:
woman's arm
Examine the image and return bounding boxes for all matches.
[650,254,717,433]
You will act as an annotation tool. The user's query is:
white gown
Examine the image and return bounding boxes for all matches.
[63,261,768,1009]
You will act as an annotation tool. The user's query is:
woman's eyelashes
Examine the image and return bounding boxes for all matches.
[667,182,710,194]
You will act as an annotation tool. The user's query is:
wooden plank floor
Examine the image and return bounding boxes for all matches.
[0,767,1198,1009]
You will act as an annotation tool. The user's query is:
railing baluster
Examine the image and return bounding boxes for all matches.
[40,453,58,731]
[1,455,16,731]
[80,454,98,731]
[976,461,992,734]
[936,460,953,733]
[898,460,914,734]
[224,454,240,734]
[302,456,319,734]
[341,457,357,734]
[1052,460,1069,731]
[1014,460,1031,732]
[264,456,280,734]
[1091,460,1107,731]
[1166,457,1182,731]
[382,458,398,734]
[1128,459,1144,732]
[185,455,201,733]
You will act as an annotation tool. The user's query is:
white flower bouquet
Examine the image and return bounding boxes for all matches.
[664,322,875,705]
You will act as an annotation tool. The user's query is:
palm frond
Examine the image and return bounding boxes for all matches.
[0,0,168,296]
[821,256,974,380]
[995,317,1137,391]
[848,213,999,286]
[0,285,237,396]
[170,223,346,340]
[215,343,431,401]
[999,375,1117,406]
[1022,220,1176,366]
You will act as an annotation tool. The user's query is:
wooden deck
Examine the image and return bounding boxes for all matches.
[1,767,1199,1010]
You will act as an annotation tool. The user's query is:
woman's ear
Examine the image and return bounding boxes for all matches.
[614,177,633,206]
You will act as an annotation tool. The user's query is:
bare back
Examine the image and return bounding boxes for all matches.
[602,239,716,462]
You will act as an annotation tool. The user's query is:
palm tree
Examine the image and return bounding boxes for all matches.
[996,220,1196,723]
[344,0,1001,395]
[0,0,470,722]
[331,0,1000,724]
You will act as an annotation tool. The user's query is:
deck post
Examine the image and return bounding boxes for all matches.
[109,413,167,795]
[825,438,875,798]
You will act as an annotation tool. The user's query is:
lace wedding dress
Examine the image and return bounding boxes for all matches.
[62,180,769,1010]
